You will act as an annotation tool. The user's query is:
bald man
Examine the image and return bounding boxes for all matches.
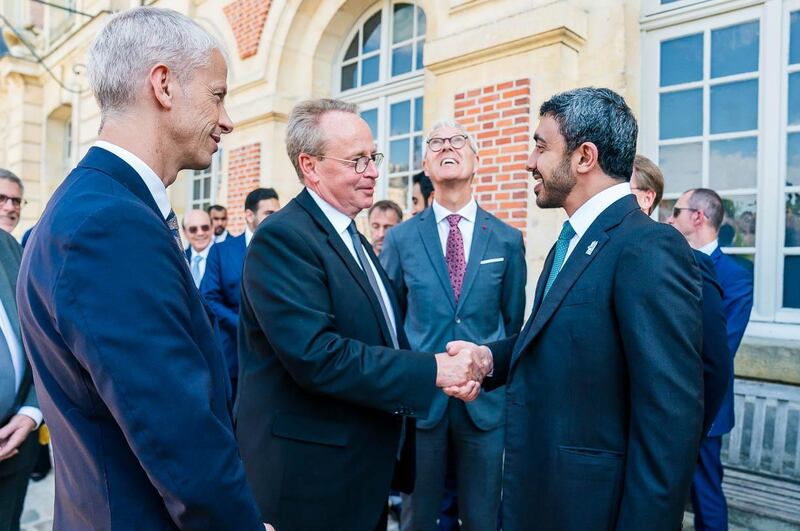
[183,209,214,288]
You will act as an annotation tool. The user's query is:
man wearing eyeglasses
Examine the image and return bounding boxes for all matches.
[668,188,754,531]
[183,209,214,288]
[236,98,492,531]
[381,121,526,531]
[0,170,25,234]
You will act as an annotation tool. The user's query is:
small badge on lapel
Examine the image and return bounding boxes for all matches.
[586,240,598,255]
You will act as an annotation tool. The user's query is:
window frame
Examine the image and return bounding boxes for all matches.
[187,150,222,212]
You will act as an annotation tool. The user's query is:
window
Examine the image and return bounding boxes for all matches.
[337,2,426,211]
[642,1,800,326]
[189,150,221,212]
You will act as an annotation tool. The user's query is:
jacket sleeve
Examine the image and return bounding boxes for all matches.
[379,228,407,310]
[241,220,437,417]
[501,230,527,336]
[53,207,263,531]
[200,244,239,331]
[613,225,704,531]
[721,263,754,357]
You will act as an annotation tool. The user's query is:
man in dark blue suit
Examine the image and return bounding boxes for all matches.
[200,187,280,395]
[448,88,705,531]
[16,7,269,530]
[669,188,754,531]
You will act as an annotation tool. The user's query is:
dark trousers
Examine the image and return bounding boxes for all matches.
[406,398,503,531]
[691,436,728,531]
[0,431,39,531]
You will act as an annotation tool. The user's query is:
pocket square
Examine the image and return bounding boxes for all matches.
[480,257,504,265]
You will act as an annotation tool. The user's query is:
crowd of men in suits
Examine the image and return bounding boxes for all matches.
[0,6,757,531]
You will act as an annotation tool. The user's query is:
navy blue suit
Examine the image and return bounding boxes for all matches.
[691,246,753,531]
[200,233,247,382]
[16,147,263,530]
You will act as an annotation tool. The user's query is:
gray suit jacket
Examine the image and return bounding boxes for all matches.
[381,205,526,430]
[0,230,36,425]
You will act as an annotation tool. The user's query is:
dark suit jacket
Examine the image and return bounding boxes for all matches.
[16,147,262,530]
[486,195,704,531]
[236,189,438,531]
[200,233,246,379]
[708,246,753,437]
[381,205,526,430]
[693,250,731,434]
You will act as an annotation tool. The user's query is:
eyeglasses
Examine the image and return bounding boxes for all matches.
[186,225,210,234]
[426,135,469,152]
[317,153,384,174]
[0,194,26,208]
[672,206,700,218]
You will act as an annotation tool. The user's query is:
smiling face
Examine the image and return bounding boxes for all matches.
[0,179,22,232]
[423,126,478,189]
[527,115,576,209]
[183,209,212,252]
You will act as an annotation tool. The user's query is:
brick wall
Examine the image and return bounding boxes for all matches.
[223,0,272,60]
[454,78,531,235]
[226,143,261,234]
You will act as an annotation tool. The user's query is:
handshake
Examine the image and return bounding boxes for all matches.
[434,341,493,402]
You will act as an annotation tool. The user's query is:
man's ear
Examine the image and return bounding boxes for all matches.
[299,153,319,184]
[149,63,174,110]
[574,142,599,175]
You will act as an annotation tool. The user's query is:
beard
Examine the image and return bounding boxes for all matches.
[214,225,225,236]
[535,155,576,209]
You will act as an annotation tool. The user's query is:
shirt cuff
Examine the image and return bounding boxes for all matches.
[17,406,43,429]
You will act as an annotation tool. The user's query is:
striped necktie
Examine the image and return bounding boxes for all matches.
[543,221,576,297]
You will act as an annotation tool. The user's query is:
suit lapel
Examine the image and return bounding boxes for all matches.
[417,209,457,310]
[456,208,492,312]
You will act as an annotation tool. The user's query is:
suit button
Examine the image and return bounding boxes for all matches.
[455,316,462,324]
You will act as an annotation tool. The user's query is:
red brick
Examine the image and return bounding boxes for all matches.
[226,142,262,233]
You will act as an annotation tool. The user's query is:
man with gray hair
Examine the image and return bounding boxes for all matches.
[16,7,271,530]
[0,169,25,234]
[236,98,492,531]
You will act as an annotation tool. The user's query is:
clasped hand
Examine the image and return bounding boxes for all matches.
[434,341,493,402]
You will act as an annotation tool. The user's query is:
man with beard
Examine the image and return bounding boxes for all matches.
[447,87,704,530]
[208,205,230,243]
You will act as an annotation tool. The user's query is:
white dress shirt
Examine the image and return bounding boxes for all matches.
[0,299,42,427]
[306,188,397,334]
[215,230,229,243]
[697,239,719,256]
[189,243,213,283]
[93,141,171,220]
[245,228,254,247]
[564,182,632,262]
[432,198,478,263]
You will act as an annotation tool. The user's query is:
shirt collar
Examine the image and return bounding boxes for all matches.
[432,197,478,224]
[190,242,213,260]
[93,140,171,220]
[697,239,719,256]
[568,182,632,239]
[306,187,355,235]
[245,228,254,247]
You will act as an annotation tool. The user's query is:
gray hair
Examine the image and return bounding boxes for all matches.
[285,98,359,183]
[539,87,638,182]
[687,188,724,230]
[424,120,478,158]
[88,7,225,120]
[0,168,24,194]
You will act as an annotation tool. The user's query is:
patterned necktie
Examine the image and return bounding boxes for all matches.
[165,210,184,254]
[346,222,399,349]
[543,220,576,297]
[445,214,466,303]
[191,255,203,287]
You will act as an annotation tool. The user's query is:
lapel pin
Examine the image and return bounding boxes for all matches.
[586,241,598,255]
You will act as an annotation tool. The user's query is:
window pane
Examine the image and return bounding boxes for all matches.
[193,179,201,199]
[710,137,757,190]
[413,135,423,170]
[362,55,380,85]
[203,176,211,199]
[390,100,411,136]
[341,63,356,91]
[783,256,800,308]
[392,44,413,76]
[710,80,758,133]
[660,34,703,86]
[659,142,702,193]
[657,198,676,223]
[659,89,702,139]
[388,176,409,210]
[718,195,756,247]
[788,133,800,187]
[789,72,800,126]
[414,97,423,132]
[790,11,800,65]
[344,34,358,60]
[786,193,800,247]
[711,21,759,78]
[415,40,423,70]
[393,3,414,43]
[389,138,410,173]
[363,12,381,54]
[417,7,427,36]
[361,109,378,138]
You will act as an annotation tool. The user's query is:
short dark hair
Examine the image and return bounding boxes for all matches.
[687,188,724,230]
[207,204,226,214]
[368,200,403,222]
[245,188,279,212]
[412,171,434,204]
[539,87,638,182]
